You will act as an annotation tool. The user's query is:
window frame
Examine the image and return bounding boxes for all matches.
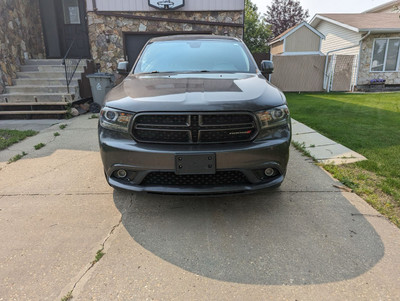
[62,0,81,25]
[370,37,400,73]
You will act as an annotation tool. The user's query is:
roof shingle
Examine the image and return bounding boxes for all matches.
[317,13,400,31]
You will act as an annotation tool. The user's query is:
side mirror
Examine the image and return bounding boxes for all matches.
[117,61,129,74]
[260,60,274,75]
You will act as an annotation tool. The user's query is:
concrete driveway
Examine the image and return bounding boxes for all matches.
[0,116,399,300]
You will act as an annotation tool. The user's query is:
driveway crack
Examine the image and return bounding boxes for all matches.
[58,193,136,300]
[67,216,122,295]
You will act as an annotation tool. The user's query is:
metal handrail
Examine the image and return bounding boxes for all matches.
[62,39,82,94]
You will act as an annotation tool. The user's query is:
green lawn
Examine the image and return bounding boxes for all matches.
[286,92,400,226]
[0,129,38,151]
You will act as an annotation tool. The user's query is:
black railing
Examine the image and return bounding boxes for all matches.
[62,40,82,94]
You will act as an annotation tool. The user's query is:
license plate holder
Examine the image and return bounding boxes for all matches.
[175,153,216,175]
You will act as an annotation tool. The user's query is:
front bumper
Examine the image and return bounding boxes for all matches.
[99,126,291,194]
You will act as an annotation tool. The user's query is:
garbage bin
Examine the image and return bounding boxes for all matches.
[86,73,115,106]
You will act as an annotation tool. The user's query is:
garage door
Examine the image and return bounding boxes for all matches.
[124,32,211,70]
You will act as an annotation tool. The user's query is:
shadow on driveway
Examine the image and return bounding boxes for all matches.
[112,188,384,286]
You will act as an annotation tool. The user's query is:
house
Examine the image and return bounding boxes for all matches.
[269,22,325,56]
[0,0,245,115]
[363,0,399,13]
[310,13,400,87]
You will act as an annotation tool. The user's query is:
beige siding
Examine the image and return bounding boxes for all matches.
[285,26,321,52]
[316,21,361,55]
[271,55,326,92]
[86,0,244,11]
[271,41,284,55]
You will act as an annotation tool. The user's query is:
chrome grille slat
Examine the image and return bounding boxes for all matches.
[132,113,258,144]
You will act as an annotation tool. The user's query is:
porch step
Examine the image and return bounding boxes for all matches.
[7,85,78,94]
[14,78,72,86]
[20,65,86,72]
[0,102,69,120]
[0,93,74,103]
[1,59,88,119]
[16,71,82,79]
[24,59,64,65]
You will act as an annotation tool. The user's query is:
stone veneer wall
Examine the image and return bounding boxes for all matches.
[0,0,45,91]
[358,33,400,86]
[87,11,244,72]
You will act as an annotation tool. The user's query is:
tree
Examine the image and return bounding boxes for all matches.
[265,0,309,38]
[244,0,271,53]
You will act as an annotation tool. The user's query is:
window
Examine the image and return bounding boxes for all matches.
[371,38,400,72]
[134,40,254,74]
[62,0,81,25]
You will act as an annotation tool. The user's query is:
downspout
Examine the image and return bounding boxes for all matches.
[92,0,97,11]
[323,31,371,91]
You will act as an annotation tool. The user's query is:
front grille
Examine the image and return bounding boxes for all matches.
[132,113,258,144]
[142,171,250,186]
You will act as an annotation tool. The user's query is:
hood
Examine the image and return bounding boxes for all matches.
[104,73,285,112]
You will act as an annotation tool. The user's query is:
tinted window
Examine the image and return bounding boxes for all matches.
[134,40,254,74]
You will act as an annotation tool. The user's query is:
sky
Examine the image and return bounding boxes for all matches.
[252,0,394,19]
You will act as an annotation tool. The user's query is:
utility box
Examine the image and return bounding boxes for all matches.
[86,73,115,106]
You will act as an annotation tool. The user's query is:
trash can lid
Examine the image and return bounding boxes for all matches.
[86,73,114,79]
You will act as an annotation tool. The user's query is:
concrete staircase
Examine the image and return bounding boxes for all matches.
[0,59,86,119]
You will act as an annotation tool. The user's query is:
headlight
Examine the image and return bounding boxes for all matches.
[100,107,134,133]
[256,105,290,129]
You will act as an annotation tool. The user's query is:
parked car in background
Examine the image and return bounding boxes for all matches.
[98,35,291,194]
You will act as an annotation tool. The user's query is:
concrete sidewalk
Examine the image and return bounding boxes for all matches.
[0,115,399,300]
[292,119,367,165]
[0,119,62,132]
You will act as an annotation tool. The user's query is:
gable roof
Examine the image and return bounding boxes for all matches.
[310,13,400,33]
[363,0,399,13]
[269,22,325,45]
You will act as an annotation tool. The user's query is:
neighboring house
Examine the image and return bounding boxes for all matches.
[310,13,400,87]
[269,22,325,56]
[363,0,399,13]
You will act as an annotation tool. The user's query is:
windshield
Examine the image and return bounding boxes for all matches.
[134,39,255,74]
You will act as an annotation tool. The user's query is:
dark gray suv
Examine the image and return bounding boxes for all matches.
[99,35,291,194]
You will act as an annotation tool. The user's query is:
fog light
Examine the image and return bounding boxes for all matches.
[116,169,127,178]
[264,168,275,177]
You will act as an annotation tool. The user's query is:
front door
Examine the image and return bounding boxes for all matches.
[56,0,91,58]
[39,0,91,58]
